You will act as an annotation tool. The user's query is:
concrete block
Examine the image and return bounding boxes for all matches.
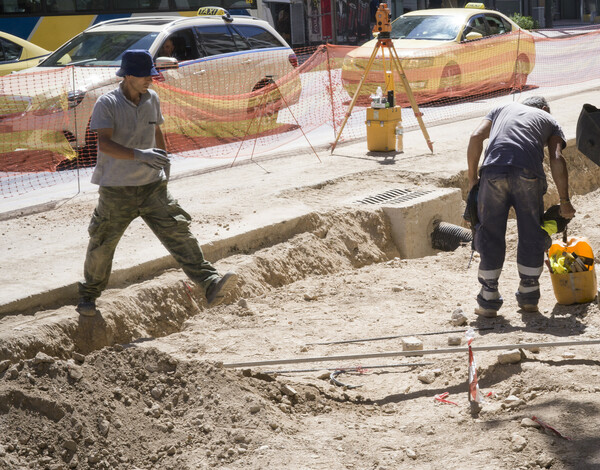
[382,188,463,259]
[402,336,423,352]
[498,349,523,365]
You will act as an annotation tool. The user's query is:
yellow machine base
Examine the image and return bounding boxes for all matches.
[366,106,402,152]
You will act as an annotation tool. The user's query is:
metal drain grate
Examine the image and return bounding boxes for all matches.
[355,188,435,205]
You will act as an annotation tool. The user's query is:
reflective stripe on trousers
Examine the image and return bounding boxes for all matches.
[475,166,546,309]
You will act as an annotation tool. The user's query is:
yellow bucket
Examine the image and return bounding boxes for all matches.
[548,237,597,305]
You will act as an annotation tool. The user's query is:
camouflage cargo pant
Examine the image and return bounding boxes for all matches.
[78,180,219,300]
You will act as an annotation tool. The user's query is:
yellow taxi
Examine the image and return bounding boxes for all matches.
[341,4,536,104]
[0,31,49,76]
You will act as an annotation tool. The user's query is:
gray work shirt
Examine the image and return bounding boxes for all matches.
[481,102,566,181]
[89,85,165,186]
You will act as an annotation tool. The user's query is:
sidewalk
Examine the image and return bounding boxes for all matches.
[1,88,599,315]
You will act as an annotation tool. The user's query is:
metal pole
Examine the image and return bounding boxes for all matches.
[306,326,495,346]
[331,0,338,44]
[263,362,434,374]
[222,338,600,368]
[330,41,382,153]
[388,44,433,152]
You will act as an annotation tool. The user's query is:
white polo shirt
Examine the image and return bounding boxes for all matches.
[89,85,165,186]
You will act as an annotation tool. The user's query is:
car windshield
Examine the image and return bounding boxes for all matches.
[39,31,159,67]
[391,15,463,40]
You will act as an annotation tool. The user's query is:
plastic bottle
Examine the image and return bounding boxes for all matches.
[395,121,404,153]
[370,86,385,108]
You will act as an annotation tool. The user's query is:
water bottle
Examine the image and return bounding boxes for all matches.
[371,86,384,108]
[395,121,404,153]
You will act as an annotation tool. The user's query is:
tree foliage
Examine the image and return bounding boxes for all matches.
[510,13,539,30]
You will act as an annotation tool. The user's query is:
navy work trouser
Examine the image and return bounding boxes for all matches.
[475,166,547,311]
[78,180,219,300]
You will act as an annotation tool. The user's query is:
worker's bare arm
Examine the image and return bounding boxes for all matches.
[548,135,575,218]
[467,119,491,188]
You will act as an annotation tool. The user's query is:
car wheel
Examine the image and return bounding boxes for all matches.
[512,54,529,90]
[440,64,461,96]
[247,78,281,121]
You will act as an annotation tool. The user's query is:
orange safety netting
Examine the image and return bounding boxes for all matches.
[2,26,600,200]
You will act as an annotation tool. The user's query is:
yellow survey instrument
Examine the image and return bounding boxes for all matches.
[330,3,433,154]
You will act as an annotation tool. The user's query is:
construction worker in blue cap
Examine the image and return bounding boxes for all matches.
[77,50,237,316]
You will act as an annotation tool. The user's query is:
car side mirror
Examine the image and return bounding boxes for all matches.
[465,31,483,41]
[155,57,179,70]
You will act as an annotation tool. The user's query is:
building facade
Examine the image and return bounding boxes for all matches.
[255,0,599,47]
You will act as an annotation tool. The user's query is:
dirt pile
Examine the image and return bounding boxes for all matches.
[0,346,349,470]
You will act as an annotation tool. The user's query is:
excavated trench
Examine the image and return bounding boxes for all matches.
[2,140,599,365]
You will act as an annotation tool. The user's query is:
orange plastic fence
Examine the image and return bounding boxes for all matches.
[1,26,600,200]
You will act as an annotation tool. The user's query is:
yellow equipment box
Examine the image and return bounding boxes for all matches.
[366,106,402,152]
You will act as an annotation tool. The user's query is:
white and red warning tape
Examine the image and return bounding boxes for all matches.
[467,329,484,403]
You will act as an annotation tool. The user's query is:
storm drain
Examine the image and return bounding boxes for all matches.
[355,188,435,206]
[354,187,464,259]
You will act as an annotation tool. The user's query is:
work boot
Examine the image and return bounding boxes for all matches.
[474,306,498,318]
[77,297,97,317]
[518,303,539,313]
[205,272,238,307]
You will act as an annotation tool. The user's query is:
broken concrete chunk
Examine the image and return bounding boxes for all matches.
[450,309,468,326]
[33,352,54,365]
[402,336,423,352]
[536,453,554,468]
[417,370,436,384]
[448,335,462,346]
[511,433,527,452]
[503,395,523,408]
[67,365,83,381]
[498,349,523,365]
[521,418,541,429]
[280,384,298,397]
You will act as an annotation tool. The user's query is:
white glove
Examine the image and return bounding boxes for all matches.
[133,148,169,169]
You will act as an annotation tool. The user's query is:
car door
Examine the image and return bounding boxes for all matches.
[193,23,246,96]
[483,13,518,85]
[156,27,204,93]
[230,24,294,86]
[459,13,497,92]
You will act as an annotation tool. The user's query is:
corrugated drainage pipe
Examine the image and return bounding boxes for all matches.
[431,221,472,251]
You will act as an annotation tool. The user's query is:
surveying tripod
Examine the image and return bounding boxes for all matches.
[331,3,433,154]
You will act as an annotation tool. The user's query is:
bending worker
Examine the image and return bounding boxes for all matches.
[467,96,576,318]
[77,50,237,316]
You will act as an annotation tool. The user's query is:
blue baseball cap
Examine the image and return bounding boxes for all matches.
[116,50,159,77]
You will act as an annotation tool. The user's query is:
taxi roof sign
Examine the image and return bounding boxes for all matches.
[197,6,228,16]
[465,2,485,8]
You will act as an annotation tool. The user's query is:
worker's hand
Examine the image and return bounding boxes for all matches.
[559,200,576,219]
[133,148,170,169]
